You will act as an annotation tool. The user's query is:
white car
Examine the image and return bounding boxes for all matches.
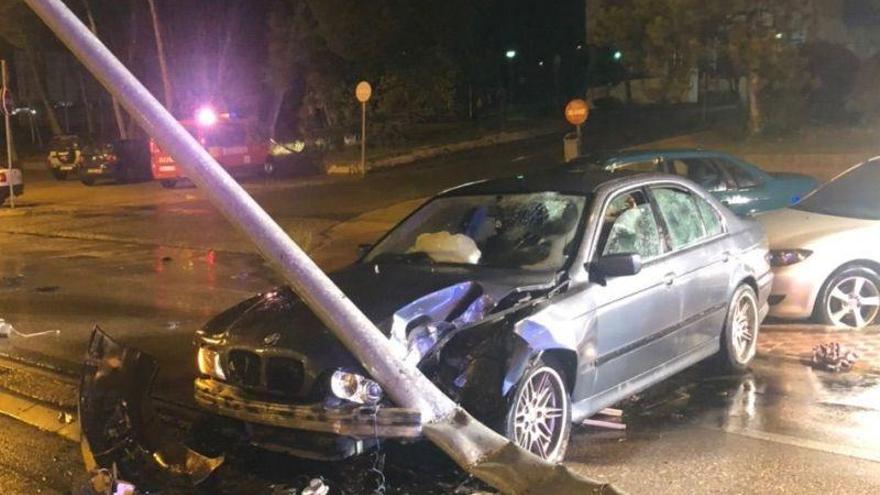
[0,168,23,204]
[758,159,880,329]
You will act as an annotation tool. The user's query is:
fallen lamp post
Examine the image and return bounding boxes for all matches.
[24,0,623,492]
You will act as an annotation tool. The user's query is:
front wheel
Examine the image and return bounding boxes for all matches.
[80,175,95,186]
[718,285,760,372]
[50,168,68,180]
[504,358,571,463]
[817,266,880,329]
[262,161,276,177]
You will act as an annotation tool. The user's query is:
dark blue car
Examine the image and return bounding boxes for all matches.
[572,149,819,216]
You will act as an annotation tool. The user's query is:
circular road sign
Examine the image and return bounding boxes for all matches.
[1,88,12,116]
[355,81,372,103]
[564,99,589,126]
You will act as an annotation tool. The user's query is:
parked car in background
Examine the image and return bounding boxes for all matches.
[79,139,152,186]
[0,168,24,204]
[191,169,771,463]
[46,134,84,180]
[759,158,880,329]
[571,149,818,216]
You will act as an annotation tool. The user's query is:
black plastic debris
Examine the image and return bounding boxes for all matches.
[79,327,224,490]
[811,342,859,372]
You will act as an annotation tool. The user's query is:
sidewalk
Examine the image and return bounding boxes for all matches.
[759,325,880,374]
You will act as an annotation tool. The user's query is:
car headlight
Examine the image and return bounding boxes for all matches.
[767,249,812,267]
[330,370,383,405]
[197,347,226,380]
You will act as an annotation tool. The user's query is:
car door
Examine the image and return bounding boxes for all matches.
[711,158,774,214]
[648,186,730,352]
[588,188,681,394]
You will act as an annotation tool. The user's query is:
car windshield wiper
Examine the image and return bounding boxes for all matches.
[368,251,436,265]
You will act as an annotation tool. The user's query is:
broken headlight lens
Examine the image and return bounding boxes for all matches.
[197,347,226,381]
[330,371,383,405]
[767,249,812,267]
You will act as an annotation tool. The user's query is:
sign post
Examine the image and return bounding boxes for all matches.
[1,60,15,208]
[355,81,371,176]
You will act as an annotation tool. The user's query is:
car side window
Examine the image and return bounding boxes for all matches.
[667,158,731,192]
[651,187,708,250]
[614,160,659,173]
[714,159,759,188]
[598,190,663,259]
[694,195,724,237]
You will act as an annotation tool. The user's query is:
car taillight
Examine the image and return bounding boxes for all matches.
[106,154,117,162]
[0,172,5,182]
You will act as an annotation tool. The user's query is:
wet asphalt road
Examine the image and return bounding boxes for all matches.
[2,109,880,493]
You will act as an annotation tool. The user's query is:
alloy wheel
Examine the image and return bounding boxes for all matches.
[512,367,568,461]
[731,291,758,363]
[826,276,880,329]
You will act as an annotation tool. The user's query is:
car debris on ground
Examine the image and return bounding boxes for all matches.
[811,342,860,372]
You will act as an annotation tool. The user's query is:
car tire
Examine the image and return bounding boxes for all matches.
[160,179,178,189]
[816,266,880,329]
[503,357,571,463]
[263,161,276,177]
[80,176,95,186]
[50,168,68,181]
[717,285,760,372]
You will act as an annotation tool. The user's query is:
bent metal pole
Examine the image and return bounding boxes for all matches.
[24,1,620,493]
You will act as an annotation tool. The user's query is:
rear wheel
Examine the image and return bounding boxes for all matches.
[718,285,760,372]
[504,357,571,463]
[80,175,95,186]
[50,168,68,180]
[160,179,178,189]
[817,266,880,329]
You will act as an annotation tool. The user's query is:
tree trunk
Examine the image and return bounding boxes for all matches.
[77,69,94,136]
[25,46,63,136]
[748,71,763,135]
[82,0,127,139]
[147,0,173,111]
[267,87,286,139]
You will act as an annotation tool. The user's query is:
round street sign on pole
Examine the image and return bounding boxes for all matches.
[355,81,372,176]
[355,81,372,103]
[564,98,589,126]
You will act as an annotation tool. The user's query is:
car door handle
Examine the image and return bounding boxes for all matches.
[722,251,731,263]
[663,273,675,286]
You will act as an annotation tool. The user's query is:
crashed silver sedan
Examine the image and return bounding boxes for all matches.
[193,168,772,463]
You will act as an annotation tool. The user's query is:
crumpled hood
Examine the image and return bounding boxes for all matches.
[200,263,554,375]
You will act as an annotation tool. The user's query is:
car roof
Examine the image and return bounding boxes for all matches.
[439,167,665,197]
[570,148,734,166]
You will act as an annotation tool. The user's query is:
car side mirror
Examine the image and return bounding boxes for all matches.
[592,253,642,279]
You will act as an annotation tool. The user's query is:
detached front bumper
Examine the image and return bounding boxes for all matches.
[194,378,422,439]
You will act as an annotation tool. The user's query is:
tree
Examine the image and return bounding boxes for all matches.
[0,1,64,136]
[724,0,810,135]
[592,0,724,102]
[593,0,810,135]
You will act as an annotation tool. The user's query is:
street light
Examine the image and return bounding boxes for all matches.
[613,50,623,61]
[505,49,517,60]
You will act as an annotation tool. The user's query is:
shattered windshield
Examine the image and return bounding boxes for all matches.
[365,192,588,271]
[794,161,880,220]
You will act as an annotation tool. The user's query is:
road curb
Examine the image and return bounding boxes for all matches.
[325,125,565,174]
[0,386,79,442]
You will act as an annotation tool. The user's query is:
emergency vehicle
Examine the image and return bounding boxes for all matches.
[151,108,269,188]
